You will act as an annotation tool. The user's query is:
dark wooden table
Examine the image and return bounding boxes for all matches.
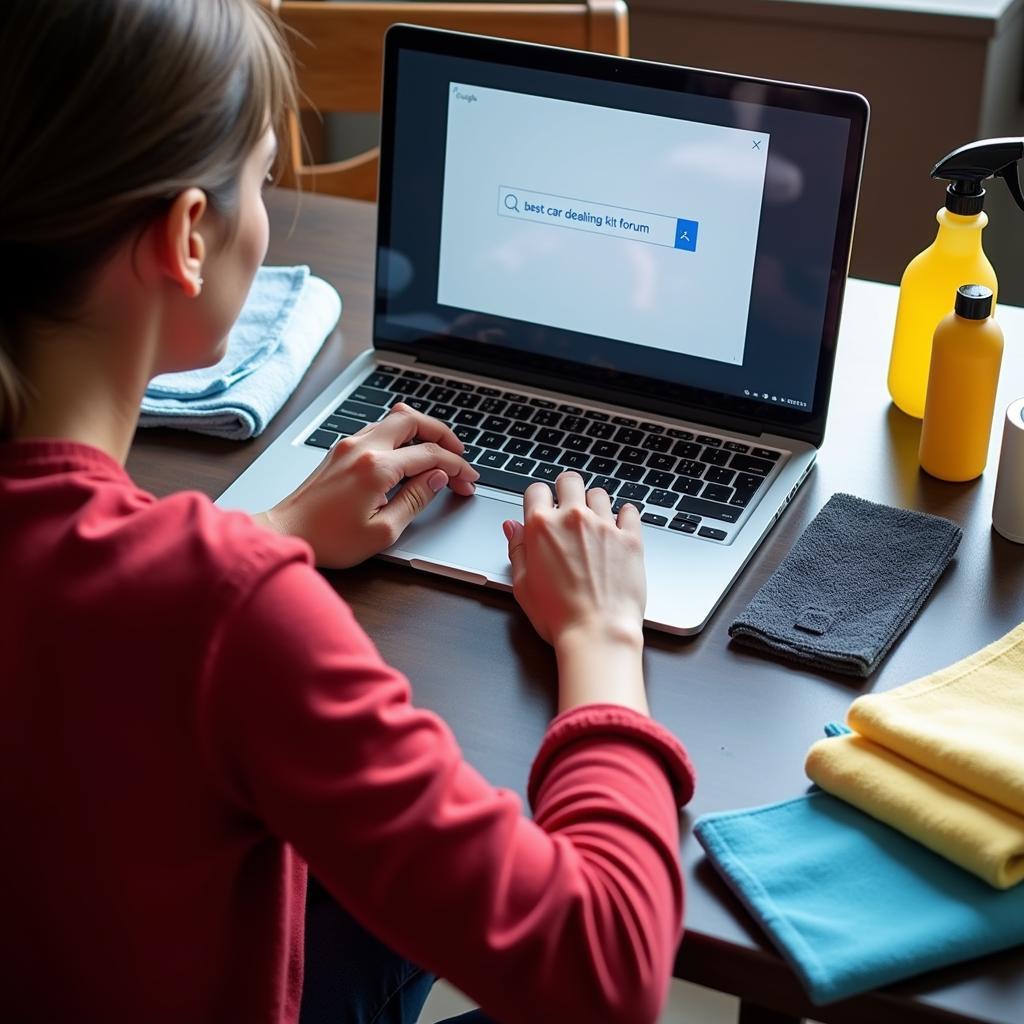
[128,189,1024,1024]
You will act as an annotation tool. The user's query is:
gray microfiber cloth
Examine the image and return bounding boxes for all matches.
[728,493,962,678]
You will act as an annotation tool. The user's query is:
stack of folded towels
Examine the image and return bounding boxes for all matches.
[139,265,342,440]
[695,621,1024,1004]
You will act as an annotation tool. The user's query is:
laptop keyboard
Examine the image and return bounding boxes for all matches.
[304,365,784,541]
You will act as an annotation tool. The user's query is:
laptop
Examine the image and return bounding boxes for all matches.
[218,26,869,635]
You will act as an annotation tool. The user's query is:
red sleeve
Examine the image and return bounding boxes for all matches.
[203,559,695,1024]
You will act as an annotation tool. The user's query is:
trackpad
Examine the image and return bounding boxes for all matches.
[386,489,517,584]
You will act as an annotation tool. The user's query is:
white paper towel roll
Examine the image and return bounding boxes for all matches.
[992,397,1024,543]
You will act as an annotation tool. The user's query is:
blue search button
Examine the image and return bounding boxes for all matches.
[675,218,699,252]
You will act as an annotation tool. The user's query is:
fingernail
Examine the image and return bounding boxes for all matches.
[502,521,513,541]
[469,467,481,481]
[428,471,447,493]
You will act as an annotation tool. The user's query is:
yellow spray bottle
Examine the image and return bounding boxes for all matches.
[887,138,1024,418]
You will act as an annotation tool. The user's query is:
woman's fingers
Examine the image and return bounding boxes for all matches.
[388,442,478,494]
[523,480,554,519]
[555,471,586,508]
[370,402,465,454]
[585,486,614,520]
[372,468,450,541]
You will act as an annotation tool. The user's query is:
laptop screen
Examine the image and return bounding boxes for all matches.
[375,28,868,444]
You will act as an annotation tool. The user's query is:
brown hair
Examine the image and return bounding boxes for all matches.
[0,0,296,437]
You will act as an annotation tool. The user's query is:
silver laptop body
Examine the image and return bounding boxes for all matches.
[218,28,868,635]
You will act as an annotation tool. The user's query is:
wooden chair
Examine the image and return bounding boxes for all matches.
[259,0,629,201]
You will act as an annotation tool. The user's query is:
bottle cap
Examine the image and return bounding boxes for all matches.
[945,181,985,215]
[954,284,993,320]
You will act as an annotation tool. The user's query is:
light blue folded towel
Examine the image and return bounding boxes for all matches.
[694,790,1024,1004]
[139,265,341,440]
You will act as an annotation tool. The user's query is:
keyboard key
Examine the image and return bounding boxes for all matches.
[462,445,482,463]
[453,392,481,409]
[305,428,339,449]
[730,454,774,476]
[675,459,705,479]
[428,375,446,384]
[453,425,480,443]
[675,495,740,523]
[475,465,535,495]
[704,467,736,485]
[724,441,750,453]
[503,391,528,402]
[479,431,505,449]
[379,364,403,374]
[509,421,536,439]
[478,386,501,397]
[699,447,731,466]
[591,440,619,458]
[533,444,561,463]
[321,414,365,435]
[561,416,587,433]
[400,397,432,412]
[616,463,646,482]
[647,452,676,472]
[699,526,728,541]
[672,440,701,460]
[429,403,457,421]
[529,397,556,408]
[644,470,674,489]
[391,377,422,395]
[478,449,510,469]
[667,428,694,440]
[559,450,590,469]
[612,416,638,427]
[558,403,583,414]
[454,410,484,427]
[587,457,618,476]
[564,434,591,452]
[612,498,643,515]
[351,385,392,405]
[337,399,385,421]
[614,428,644,447]
[482,415,511,433]
[584,409,609,421]
[729,492,752,508]
[751,447,782,460]
[642,434,672,452]
[696,434,721,446]
[618,482,650,502]
[506,403,533,421]
[734,472,764,493]
[536,428,565,446]
[532,462,561,481]
[589,475,619,495]
[503,437,533,456]
[533,409,562,427]
[364,372,397,390]
[401,370,426,381]
[702,483,733,503]
[647,489,677,509]
[619,446,646,464]
[641,512,669,527]
[506,456,537,475]
[672,476,703,496]
[586,421,616,439]
[668,516,698,534]
[427,386,456,403]
[640,422,664,434]
[479,397,507,414]
[446,379,475,391]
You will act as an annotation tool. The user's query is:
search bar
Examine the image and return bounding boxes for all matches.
[498,186,698,252]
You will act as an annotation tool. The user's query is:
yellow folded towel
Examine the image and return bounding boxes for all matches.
[806,621,1024,889]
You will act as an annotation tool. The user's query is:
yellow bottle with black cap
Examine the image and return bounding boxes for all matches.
[919,284,1003,482]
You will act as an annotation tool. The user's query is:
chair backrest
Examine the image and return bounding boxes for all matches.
[261,0,629,201]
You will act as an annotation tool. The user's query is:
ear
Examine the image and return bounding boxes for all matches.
[159,188,208,298]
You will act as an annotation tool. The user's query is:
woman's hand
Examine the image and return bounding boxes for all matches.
[503,472,649,713]
[256,403,479,568]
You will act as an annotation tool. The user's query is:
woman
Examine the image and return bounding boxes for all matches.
[0,2,694,1022]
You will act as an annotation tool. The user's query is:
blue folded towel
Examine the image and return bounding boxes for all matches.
[694,791,1024,1004]
[139,265,341,440]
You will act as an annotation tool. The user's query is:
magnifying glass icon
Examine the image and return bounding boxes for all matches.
[504,193,519,212]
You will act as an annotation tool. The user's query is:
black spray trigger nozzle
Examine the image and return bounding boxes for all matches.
[931,137,1024,215]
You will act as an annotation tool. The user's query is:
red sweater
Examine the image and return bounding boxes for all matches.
[0,440,695,1024]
